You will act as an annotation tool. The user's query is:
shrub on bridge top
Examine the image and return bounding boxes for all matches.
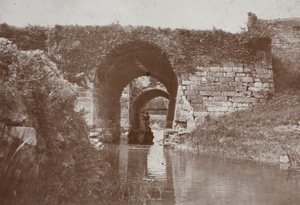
[0,38,87,149]
[0,23,48,51]
[0,22,271,86]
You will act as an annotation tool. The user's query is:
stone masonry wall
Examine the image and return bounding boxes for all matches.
[75,86,96,127]
[174,65,274,131]
[262,18,300,90]
[76,64,274,133]
[268,18,300,55]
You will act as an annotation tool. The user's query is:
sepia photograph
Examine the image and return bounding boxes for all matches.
[0,0,300,204]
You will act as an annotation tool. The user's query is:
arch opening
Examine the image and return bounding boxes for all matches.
[132,89,170,130]
[142,96,169,129]
[120,76,167,132]
[94,41,178,139]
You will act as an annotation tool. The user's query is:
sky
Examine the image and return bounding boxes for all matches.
[0,0,299,33]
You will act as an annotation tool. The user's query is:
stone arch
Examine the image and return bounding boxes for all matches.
[131,89,170,129]
[94,40,178,139]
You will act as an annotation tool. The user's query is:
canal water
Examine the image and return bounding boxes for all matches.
[103,130,300,204]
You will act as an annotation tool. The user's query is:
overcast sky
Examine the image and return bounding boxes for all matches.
[0,0,299,33]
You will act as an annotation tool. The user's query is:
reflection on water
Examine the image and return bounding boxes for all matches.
[104,131,300,204]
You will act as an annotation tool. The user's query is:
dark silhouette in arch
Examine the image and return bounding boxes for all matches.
[131,89,170,130]
[94,40,178,139]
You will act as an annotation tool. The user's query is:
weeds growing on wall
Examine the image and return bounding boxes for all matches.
[1,22,271,86]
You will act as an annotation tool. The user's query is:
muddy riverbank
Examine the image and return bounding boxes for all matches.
[171,92,300,169]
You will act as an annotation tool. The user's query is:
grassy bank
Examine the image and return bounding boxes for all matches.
[0,137,156,204]
[184,91,300,167]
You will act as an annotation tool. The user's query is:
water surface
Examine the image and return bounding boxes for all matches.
[103,130,300,204]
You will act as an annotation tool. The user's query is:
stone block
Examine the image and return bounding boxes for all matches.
[254,78,262,82]
[220,85,231,91]
[232,97,256,103]
[182,80,193,85]
[177,89,184,96]
[201,77,208,83]
[206,77,215,82]
[210,67,222,72]
[235,77,254,83]
[200,91,212,96]
[207,106,229,112]
[207,72,214,77]
[186,95,201,101]
[235,86,248,92]
[220,78,232,84]
[228,107,235,112]
[185,90,199,96]
[233,67,244,72]
[248,87,263,92]
[209,86,218,91]
[254,82,263,87]
[188,75,198,81]
[194,111,208,117]
[223,91,241,97]
[196,71,207,76]
[223,67,233,72]
[212,96,227,101]
[236,73,247,77]
[255,69,269,74]
[211,91,222,96]
[255,74,271,79]
[199,67,210,71]
[187,84,201,90]
[182,101,193,111]
[243,68,252,72]
[209,101,233,107]
[229,81,242,87]
[195,66,204,71]
[226,72,236,78]
[196,80,202,85]
[195,117,205,124]
[214,78,220,82]
[214,72,223,78]
[280,155,289,163]
[236,107,248,111]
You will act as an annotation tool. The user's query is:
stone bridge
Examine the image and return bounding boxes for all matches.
[46,22,274,140]
[73,43,274,140]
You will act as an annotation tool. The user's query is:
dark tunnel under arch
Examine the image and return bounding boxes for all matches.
[131,89,170,129]
[94,40,178,139]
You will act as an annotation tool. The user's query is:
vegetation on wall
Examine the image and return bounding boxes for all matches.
[0,38,86,147]
[272,56,300,91]
[1,22,271,86]
[0,37,157,204]
[0,23,48,51]
[247,13,300,91]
